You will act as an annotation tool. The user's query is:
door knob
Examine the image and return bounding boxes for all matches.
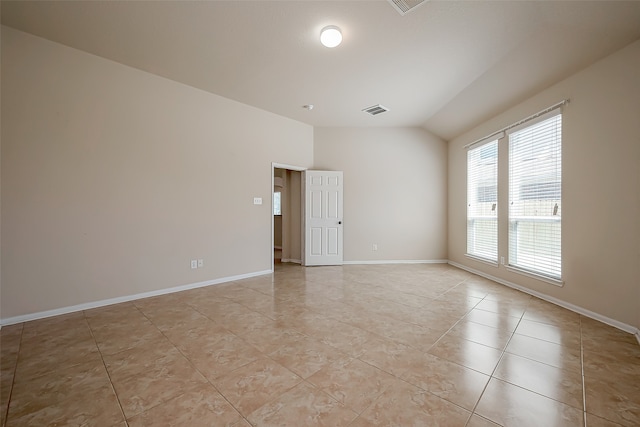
[338,221,342,224]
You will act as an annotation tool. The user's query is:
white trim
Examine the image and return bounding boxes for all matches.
[0,270,272,327]
[448,260,638,335]
[272,162,307,172]
[506,265,564,287]
[281,258,302,264]
[465,253,499,267]
[343,259,448,265]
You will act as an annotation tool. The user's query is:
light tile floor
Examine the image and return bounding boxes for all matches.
[1,263,639,426]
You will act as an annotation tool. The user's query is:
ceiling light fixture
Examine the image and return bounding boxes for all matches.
[320,26,342,48]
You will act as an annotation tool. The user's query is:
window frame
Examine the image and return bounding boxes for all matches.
[507,110,563,283]
[466,138,499,264]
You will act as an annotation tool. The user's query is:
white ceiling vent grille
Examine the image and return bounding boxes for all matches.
[362,104,389,116]
[388,0,428,16]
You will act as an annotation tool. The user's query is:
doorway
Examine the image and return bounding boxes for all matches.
[272,164,305,270]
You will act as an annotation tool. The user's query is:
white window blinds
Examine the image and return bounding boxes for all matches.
[508,112,562,279]
[467,140,498,262]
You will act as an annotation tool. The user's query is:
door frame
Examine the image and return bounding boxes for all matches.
[271,162,307,272]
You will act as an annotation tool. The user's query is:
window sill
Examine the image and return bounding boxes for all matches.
[506,265,564,287]
[465,254,499,267]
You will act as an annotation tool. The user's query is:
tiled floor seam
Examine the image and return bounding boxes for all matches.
[146,301,313,426]
[580,316,588,427]
[464,305,524,427]
[82,311,130,427]
[228,375,305,423]
[473,309,591,423]
[2,323,24,427]
[341,367,474,427]
[138,308,258,425]
[351,341,480,423]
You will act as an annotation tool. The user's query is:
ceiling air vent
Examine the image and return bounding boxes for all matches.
[388,0,428,16]
[362,104,389,116]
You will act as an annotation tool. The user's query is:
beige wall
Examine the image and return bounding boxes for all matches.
[314,127,447,262]
[273,217,283,248]
[1,27,313,321]
[448,40,640,330]
[283,170,302,263]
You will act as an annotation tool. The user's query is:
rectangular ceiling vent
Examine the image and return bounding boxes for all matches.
[362,104,389,116]
[388,0,428,16]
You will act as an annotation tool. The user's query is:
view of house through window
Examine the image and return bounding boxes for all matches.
[273,191,282,216]
[467,139,498,262]
[509,112,562,279]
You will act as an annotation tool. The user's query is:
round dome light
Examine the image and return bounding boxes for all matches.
[320,26,342,48]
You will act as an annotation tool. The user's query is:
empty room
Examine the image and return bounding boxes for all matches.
[1,1,639,426]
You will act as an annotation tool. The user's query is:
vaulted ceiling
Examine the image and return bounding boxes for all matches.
[3,1,640,140]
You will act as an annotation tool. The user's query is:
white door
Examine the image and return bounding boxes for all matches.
[304,170,343,266]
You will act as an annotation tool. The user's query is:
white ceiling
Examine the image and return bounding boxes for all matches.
[3,1,640,140]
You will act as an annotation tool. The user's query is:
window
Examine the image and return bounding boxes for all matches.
[467,139,498,262]
[273,191,281,216]
[508,113,562,279]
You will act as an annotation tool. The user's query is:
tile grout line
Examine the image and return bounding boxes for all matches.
[464,300,526,427]
[362,281,520,427]
[2,323,25,427]
[346,283,515,427]
[135,303,253,425]
[580,316,588,427]
[149,301,301,426]
[83,311,130,427]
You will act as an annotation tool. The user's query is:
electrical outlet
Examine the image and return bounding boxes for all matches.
[190,260,198,269]
[198,259,204,268]
[500,256,505,265]
[253,197,262,205]
[372,244,378,251]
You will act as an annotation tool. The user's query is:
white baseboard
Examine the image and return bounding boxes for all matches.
[281,258,302,264]
[0,269,273,327]
[448,260,639,336]
[343,259,448,265]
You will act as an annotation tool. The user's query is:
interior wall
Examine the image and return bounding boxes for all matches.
[314,127,447,263]
[285,170,302,263]
[1,27,314,321]
[448,40,640,330]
